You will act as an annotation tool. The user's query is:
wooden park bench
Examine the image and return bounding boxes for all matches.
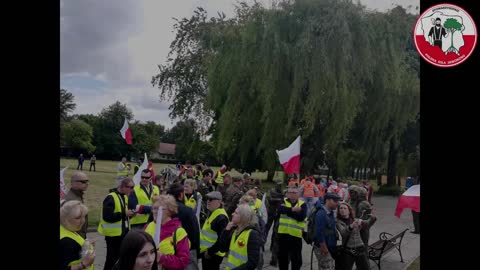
[368,228,409,270]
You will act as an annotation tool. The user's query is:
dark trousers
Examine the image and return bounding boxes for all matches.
[201,252,224,270]
[279,234,303,270]
[337,248,369,270]
[77,162,83,170]
[104,236,124,270]
[89,163,96,171]
[412,210,420,233]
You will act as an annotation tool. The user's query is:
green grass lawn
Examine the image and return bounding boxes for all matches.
[407,256,420,270]
[60,158,283,226]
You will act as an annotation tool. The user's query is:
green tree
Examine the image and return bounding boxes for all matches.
[153,0,419,182]
[95,101,134,159]
[443,18,463,55]
[163,119,201,161]
[61,119,95,153]
[60,89,76,121]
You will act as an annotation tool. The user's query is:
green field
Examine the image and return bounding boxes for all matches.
[60,158,284,226]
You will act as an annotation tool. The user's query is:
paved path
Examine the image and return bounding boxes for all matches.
[87,195,419,270]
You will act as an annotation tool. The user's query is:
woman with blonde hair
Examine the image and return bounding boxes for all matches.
[183,178,202,213]
[60,200,95,270]
[218,204,262,270]
[143,195,190,270]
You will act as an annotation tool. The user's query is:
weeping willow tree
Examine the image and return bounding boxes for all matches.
[152,0,419,182]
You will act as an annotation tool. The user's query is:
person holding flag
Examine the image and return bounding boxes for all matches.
[144,195,190,270]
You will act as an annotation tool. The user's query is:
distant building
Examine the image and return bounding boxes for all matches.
[157,143,176,161]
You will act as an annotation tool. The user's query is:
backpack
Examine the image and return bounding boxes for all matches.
[304,205,320,245]
[303,204,336,245]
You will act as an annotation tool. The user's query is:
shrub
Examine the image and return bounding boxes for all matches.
[376,185,403,196]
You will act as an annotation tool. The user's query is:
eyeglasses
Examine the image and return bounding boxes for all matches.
[76,180,89,184]
[141,176,151,179]
[126,185,135,189]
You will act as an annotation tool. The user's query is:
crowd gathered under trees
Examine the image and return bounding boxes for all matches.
[61,1,420,268]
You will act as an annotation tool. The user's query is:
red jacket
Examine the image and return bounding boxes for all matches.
[158,218,190,270]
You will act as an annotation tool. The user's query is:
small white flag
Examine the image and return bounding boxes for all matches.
[196,197,202,230]
[60,167,68,199]
[259,193,268,224]
[133,153,149,186]
[153,207,163,247]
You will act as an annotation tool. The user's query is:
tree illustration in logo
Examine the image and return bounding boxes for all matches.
[444,18,463,55]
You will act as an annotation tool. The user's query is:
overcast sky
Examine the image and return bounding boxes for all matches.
[60,0,419,128]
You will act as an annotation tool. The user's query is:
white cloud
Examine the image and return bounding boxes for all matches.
[61,0,418,128]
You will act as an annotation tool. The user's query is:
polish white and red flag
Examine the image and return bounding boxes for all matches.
[394,184,420,218]
[120,118,133,145]
[276,136,301,174]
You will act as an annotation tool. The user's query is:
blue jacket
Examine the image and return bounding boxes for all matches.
[313,200,336,249]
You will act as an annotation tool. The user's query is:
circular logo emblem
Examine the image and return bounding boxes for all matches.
[414,3,477,67]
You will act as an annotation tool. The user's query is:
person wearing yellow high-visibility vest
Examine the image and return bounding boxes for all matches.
[128,169,160,230]
[218,204,262,270]
[277,186,308,270]
[246,189,262,213]
[212,164,227,189]
[183,178,202,214]
[60,200,95,270]
[98,177,136,270]
[199,191,229,270]
[116,157,131,185]
[144,195,191,270]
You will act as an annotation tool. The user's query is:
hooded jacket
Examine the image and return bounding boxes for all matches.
[157,218,190,270]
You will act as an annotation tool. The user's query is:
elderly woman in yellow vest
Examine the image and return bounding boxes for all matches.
[218,204,262,270]
[199,191,229,270]
[143,195,190,270]
[60,200,95,270]
[183,178,202,214]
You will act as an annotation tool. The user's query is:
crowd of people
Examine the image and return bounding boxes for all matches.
[61,158,383,270]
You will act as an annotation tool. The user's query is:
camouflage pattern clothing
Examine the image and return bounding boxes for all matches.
[223,184,244,217]
[348,185,376,247]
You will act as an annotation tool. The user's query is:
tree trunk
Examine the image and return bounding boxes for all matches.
[267,169,275,183]
[351,167,355,179]
[376,167,382,186]
[355,167,359,181]
[397,175,401,187]
[387,136,399,187]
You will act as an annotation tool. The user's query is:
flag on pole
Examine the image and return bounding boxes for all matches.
[394,184,420,218]
[276,136,301,174]
[195,198,202,230]
[153,207,163,247]
[60,167,68,199]
[259,193,268,224]
[133,153,148,186]
[120,118,133,145]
